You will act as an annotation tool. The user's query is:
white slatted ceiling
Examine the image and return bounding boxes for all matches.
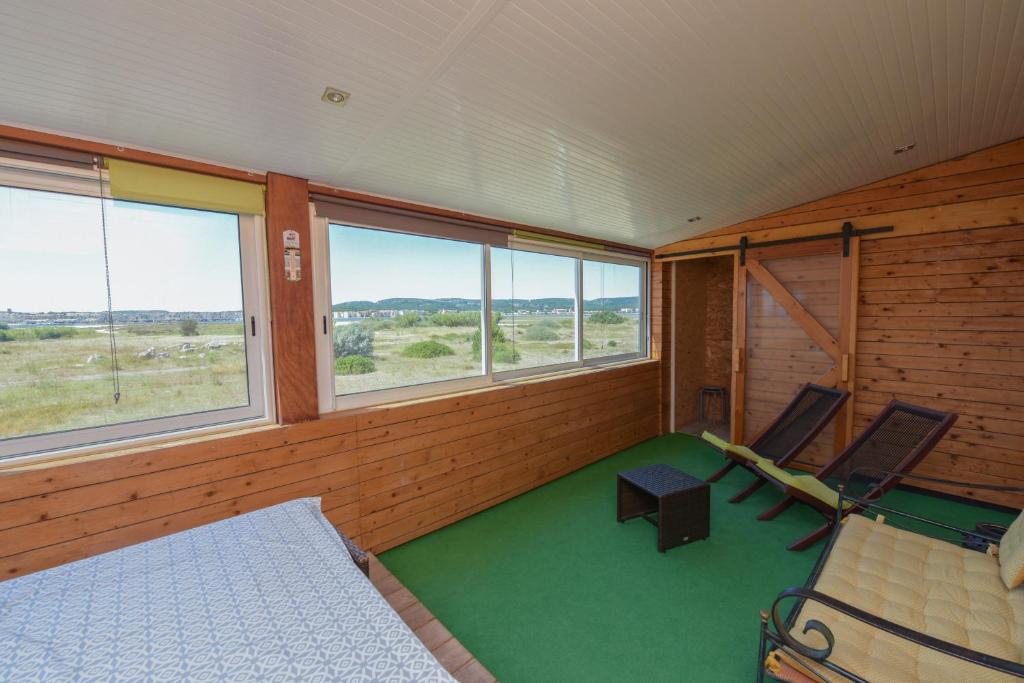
[0,0,1022,247]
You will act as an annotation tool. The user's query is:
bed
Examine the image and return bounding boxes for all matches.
[0,498,454,682]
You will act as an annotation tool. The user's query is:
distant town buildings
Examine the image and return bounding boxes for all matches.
[0,310,243,326]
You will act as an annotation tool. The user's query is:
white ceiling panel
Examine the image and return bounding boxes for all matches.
[0,0,1022,246]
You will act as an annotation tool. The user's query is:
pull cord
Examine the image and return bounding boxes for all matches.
[96,158,120,404]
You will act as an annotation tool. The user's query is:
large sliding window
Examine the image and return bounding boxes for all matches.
[491,247,578,373]
[327,225,485,396]
[582,259,643,360]
[0,159,270,460]
[314,210,648,411]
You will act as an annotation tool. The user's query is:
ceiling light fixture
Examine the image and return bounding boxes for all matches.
[893,142,915,155]
[687,216,702,223]
[322,87,351,106]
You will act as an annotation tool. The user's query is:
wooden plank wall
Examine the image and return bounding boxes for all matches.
[656,136,1024,507]
[651,260,673,432]
[0,361,659,580]
[673,257,732,428]
[856,226,1024,507]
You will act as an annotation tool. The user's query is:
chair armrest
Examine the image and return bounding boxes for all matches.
[838,469,1024,546]
[335,529,370,577]
[769,587,1024,679]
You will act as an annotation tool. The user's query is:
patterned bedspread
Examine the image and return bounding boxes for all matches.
[0,498,454,682]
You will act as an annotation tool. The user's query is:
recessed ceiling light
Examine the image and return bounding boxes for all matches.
[687,216,702,223]
[322,87,351,106]
[893,143,915,155]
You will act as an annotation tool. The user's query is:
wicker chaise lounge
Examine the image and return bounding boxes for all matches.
[760,476,1024,682]
[701,384,849,504]
[752,400,957,550]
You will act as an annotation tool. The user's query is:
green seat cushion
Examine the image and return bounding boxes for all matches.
[700,431,768,466]
[755,460,852,510]
[753,460,798,486]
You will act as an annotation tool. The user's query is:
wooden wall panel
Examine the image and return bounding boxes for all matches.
[651,260,672,433]
[0,362,659,580]
[657,137,1024,507]
[855,225,1024,507]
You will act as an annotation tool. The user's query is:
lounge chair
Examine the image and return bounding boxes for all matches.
[759,474,1024,682]
[701,384,849,504]
[753,400,957,550]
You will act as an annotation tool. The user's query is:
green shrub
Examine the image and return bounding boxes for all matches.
[582,338,595,350]
[179,319,199,336]
[589,311,625,324]
[360,318,394,331]
[33,326,82,340]
[334,324,375,358]
[471,322,506,358]
[394,313,422,328]
[401,340,455,358]
[469,323,521,364]
[0,331,12,342]
[0,323,8,330]
[428,311,479,327]
[492,342,520,364]
[608,340,618,348]
[335,354,376,375]
[522,325,559,341]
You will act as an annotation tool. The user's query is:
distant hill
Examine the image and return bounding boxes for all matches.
[331,297,639,313]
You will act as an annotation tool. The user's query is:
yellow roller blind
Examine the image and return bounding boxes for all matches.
[107,158,265,215]
[513,229,605,251]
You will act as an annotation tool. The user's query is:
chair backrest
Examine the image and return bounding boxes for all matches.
[819,400,957,497]
[751,384,850,464]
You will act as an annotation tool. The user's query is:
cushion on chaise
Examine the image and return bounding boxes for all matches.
[772,514,1024,682]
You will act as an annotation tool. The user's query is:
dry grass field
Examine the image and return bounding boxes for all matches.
[0,323,248,440]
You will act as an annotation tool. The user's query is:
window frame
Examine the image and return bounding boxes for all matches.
[0,175,274,462]
[312,214,649,414]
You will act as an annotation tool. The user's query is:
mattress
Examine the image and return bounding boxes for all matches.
[0,498,454,682]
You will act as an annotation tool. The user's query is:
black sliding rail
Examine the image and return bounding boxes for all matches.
[656,221,894,263]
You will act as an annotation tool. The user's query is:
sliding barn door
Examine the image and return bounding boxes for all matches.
[731,239,858,466]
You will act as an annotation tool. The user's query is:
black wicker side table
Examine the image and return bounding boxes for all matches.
[617,464,710,552]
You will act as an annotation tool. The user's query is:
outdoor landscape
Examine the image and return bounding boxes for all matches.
[331,296,641,395]
[0,297,640,441]
[0,313,248,442]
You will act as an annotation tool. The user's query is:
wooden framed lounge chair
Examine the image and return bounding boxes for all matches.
[701,384,849,504]
[753,400,957,550]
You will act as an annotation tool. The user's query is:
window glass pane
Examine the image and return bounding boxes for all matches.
[0,186,251,444]
[491,248,577,372]
[329,225,484,394]
[582,260,642,358]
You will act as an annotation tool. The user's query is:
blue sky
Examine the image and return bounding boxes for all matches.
[330,225,640,303]
[0,186,242,312]
[0,189,639,313]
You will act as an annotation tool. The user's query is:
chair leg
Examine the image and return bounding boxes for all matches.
[757,496,796,521]
[706,460,737,483]
[729,477,765,503]
[787,521,834,551]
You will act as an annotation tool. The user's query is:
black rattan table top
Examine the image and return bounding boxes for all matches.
[617,464,705,497]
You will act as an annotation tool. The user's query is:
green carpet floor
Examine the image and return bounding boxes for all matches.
[380,433,1014,682]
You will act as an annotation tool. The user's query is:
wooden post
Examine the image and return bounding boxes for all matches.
[265,173,319,423]
[730,254,747,444]
[835,236,860,452]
